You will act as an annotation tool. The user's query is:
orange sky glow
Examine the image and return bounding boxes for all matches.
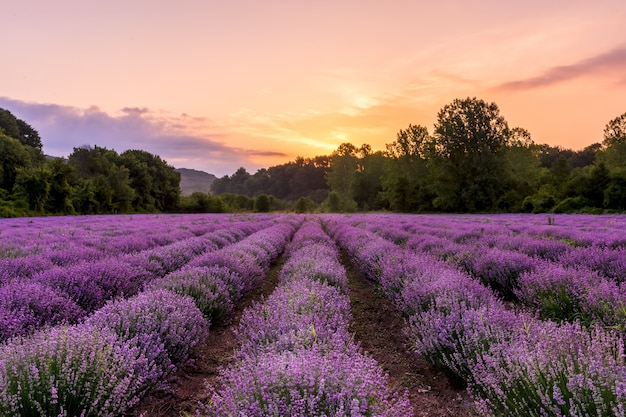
[2,1,625,176]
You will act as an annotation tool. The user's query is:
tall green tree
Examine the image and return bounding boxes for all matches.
[326,143,358,197]
[431,97,510,212]
[0,108,43,150]
[325,143,359,211]
[498,128,543,211]
[14,158,76,214]
[353,149,386,210]
[0,134,36,194]
[598,112,626,173]
[381,124,434,211]
[68,146,135,213]
[120,149,180,212]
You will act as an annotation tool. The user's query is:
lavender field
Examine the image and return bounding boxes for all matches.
[1,213,625,416]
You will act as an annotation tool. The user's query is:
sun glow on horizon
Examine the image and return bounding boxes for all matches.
[1,1,625,175]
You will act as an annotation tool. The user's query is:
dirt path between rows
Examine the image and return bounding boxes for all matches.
[129,256,286,417]
[130,250,475,416]
[341,251,475,417]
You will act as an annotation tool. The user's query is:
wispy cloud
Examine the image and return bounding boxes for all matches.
[0,97,282,176]
[494,45,626,91]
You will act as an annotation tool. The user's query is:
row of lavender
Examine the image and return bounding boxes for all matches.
[0,214,280,341]
[200,218,412,416]
[0,214,247,268]
[324,215,626,416]
[0,214,284,283]
[0,215,299,416]
[358,213,626,332]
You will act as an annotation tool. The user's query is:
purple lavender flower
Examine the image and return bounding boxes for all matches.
[34,257,151,312]
[85,289,209,386]
[235,279,353,356]
[469,322,626,417]
[0,323,149,417]
[405,296,523,383]
[148,266,237,323]
[204,347,413,417]
[0,280,84,341]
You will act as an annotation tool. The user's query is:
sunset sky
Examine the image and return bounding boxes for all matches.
[2,1,625,176]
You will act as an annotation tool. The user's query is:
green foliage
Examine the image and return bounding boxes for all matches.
[2,103,625,217]
[522,186,558,213]
[211,157,330,203]
[381,124,434,212]
[326,143,359,199]
[179,192,228,213]
[0,108,43,150]
[293,196,317,213]
[120,149,180,212]
[326,190,341,212]
[0,134,37,193]
[430,97,510,212]
[551,196,592,214]
[322,190,357,213]
[254,194,271,212]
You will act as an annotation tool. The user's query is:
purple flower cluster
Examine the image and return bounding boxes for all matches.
[0,215,283,340]
[517,260,626,330]
[469,322,626,417]
[560,246,626,283]
[235,278,353,356]
[326,214,626,415]
[0,213,300,415]
[33,257,152,312]
[85,289,209,387]
[458,247,536,301]
[207,347,411,417]
[188,220,300,292]
[203,219,412,416]
[0,280,84,341]
[0,324,148,416]
[148,266,240,323]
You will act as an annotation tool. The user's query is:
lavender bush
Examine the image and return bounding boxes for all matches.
[235,278,353,356]
[405,296,524,383]
[0,280,84,341]
[85,289,208,386]
[202,218,412,416]
[33,257,151,312]
[469,323,626,417]
[0,254,54,284]
[148,266,237,323]
[280,244,348,289]
[516,262,602,323]
[0,324,148,417]
[458,247,536,301]
[204,347,412,417]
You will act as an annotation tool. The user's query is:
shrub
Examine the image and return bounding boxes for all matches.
[0,324,148,417]
[0,280,84,341]
[405,297,524,384]
[235,279,352,356]
[85,289,208,386]
[469,323,626,417]
[149,266,236,323]
[203,347,412,417]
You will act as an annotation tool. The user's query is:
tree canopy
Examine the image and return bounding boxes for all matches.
[1,101,625,216]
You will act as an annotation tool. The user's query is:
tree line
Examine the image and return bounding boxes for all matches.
[2,97,625,216]
[0,108,180,216]
[211,97,626,214]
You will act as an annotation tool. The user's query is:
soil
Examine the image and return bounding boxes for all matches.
[341,251,475,417]
[129,257,286,417]
[129,251,476,417]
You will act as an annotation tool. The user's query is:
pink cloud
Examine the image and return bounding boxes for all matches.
[495,45,626,91]
[0,97,286,176]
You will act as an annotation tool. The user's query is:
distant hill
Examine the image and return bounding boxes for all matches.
[176,168,217,196]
